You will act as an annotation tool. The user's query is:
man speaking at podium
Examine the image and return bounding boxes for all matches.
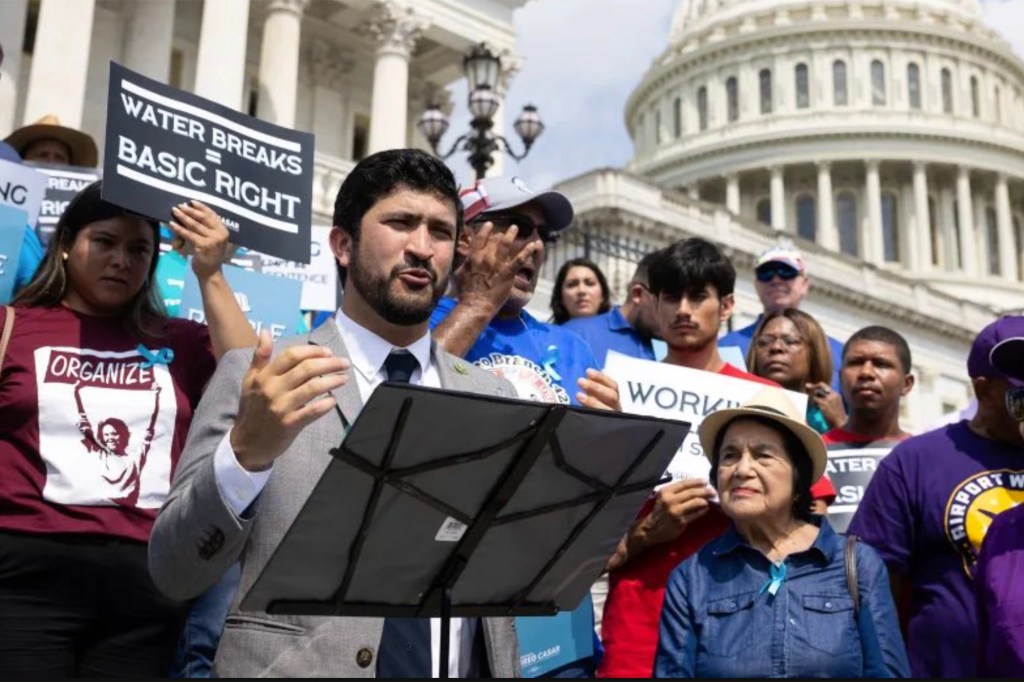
[148,149,521,677]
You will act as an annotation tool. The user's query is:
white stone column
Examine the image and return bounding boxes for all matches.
[364,3,428,154]
[816,161,837,249]
[956,167,978,276]
[194,0,250,110]
[0,0,29,134]
[913,162,933,271]
[122,0,176,82]
[725,173,740,214]
[770,165,785,230]
[22,0,95,128]
[256,0,308,127]
[995,173,1018,281]
[865,160,883,264]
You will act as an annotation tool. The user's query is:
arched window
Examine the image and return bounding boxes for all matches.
[726,77,739,122]
[759,69,773,114]
[908,63,921,109]
[833,60,848,106]
[697,86,708,130]
[929,197,941,267]
[796,195,816,242]
[941,68,953,113]
[795,63,809,109]
[673,97,682,138]
[986,207,1000,274]
[971,76,980,117]
[881,192,899,262]
[994,86,1001,123]
[836,192,858,256]
[757,198,772,226]
[871,60,886,106]
[655,109,663,143]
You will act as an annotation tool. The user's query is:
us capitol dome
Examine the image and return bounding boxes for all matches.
[624,0,1024,309]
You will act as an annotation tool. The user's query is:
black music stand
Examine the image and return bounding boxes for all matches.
[240,384,688,678]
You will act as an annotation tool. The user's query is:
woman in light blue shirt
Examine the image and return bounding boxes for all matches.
[653,388,908,678]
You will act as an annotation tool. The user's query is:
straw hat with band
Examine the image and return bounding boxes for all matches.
[4,114,99,168]
[698,387,828,484]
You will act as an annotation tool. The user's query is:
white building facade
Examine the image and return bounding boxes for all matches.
[544,0,1024,432]
[2,0,1021,431]
[0,0,526,221]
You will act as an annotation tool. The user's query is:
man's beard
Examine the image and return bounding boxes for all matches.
[349,252,448,325]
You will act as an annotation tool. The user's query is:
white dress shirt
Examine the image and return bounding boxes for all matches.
[213,309,473,677]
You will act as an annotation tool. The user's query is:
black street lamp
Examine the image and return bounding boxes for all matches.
[417,42,544,180]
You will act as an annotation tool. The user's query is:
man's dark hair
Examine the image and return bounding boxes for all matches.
[709,415,814,523]
[332,149,462,282]
[647,237,735,299]
[844,325,913,374]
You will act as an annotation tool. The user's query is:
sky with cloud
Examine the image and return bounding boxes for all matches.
[443,0,1024,189]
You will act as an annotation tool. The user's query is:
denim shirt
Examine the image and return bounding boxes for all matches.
[654,517,909,678]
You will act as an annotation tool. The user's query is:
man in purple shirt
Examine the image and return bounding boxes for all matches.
[975,335,1024,676]
[848,316,1024,678]
[562,250,662,367]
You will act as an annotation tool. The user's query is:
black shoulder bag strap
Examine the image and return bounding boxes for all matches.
[845,533,860,622]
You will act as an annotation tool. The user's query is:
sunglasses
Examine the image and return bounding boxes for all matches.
[756,265,800,282]
[1006,387,1024,422]
[471,213,557,244]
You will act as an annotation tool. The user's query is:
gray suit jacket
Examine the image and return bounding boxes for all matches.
[149,320,521,678]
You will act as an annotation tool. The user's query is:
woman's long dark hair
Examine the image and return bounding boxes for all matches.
[13,180,168,339]
[549,257,611,325]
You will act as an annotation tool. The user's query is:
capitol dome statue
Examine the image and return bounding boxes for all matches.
[626,0,1024,308]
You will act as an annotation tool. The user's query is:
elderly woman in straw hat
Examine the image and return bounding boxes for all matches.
[653,388,909,678]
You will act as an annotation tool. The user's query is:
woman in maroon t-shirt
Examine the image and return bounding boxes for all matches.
[0,180,256,678]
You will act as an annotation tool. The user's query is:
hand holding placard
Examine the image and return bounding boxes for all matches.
[169,200,231,279]
[230,330,350,472]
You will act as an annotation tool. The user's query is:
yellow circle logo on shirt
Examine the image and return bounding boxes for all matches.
[944,469,1024,577]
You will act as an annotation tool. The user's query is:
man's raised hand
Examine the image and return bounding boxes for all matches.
[230,330,349,472]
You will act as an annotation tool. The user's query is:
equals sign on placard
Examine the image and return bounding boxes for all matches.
[205,149,222,164]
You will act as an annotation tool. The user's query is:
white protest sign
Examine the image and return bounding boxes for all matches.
[0,158,47,228]
[256,225,337,311]
[604,351,809,485]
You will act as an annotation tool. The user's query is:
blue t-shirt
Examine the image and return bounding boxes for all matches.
[562,306,655,368]
[719,316,845,392]
[430,297,598,406]
[429,297,600,677]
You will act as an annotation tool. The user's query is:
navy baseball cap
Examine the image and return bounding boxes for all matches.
[970,316,1024,387]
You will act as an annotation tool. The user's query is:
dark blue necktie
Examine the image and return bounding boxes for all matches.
[377,350,432,678]
[383,351,419,385]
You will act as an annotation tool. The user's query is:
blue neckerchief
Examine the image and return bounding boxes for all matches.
[760,561,787,596]
[137,344,175,368]
[542,344,562,381]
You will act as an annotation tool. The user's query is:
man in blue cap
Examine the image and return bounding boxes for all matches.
[431,175,620,678]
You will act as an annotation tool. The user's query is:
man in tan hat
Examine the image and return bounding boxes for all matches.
[5,115,99,167]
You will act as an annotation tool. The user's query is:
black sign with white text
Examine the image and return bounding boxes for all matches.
[26,163,102,247]
[103,62,314,263]
[825,446,892,533]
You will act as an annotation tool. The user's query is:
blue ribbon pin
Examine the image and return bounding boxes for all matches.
[760,561,788,597]
[137,344,175,368]
[542,344,562,382]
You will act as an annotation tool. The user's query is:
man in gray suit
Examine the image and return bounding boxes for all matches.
[149,149,520,677]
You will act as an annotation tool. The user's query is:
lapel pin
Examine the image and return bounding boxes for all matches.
[453,361,470,375]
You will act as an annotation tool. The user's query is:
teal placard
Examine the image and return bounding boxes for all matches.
[516,595,595,677]
[0,205,27,304]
